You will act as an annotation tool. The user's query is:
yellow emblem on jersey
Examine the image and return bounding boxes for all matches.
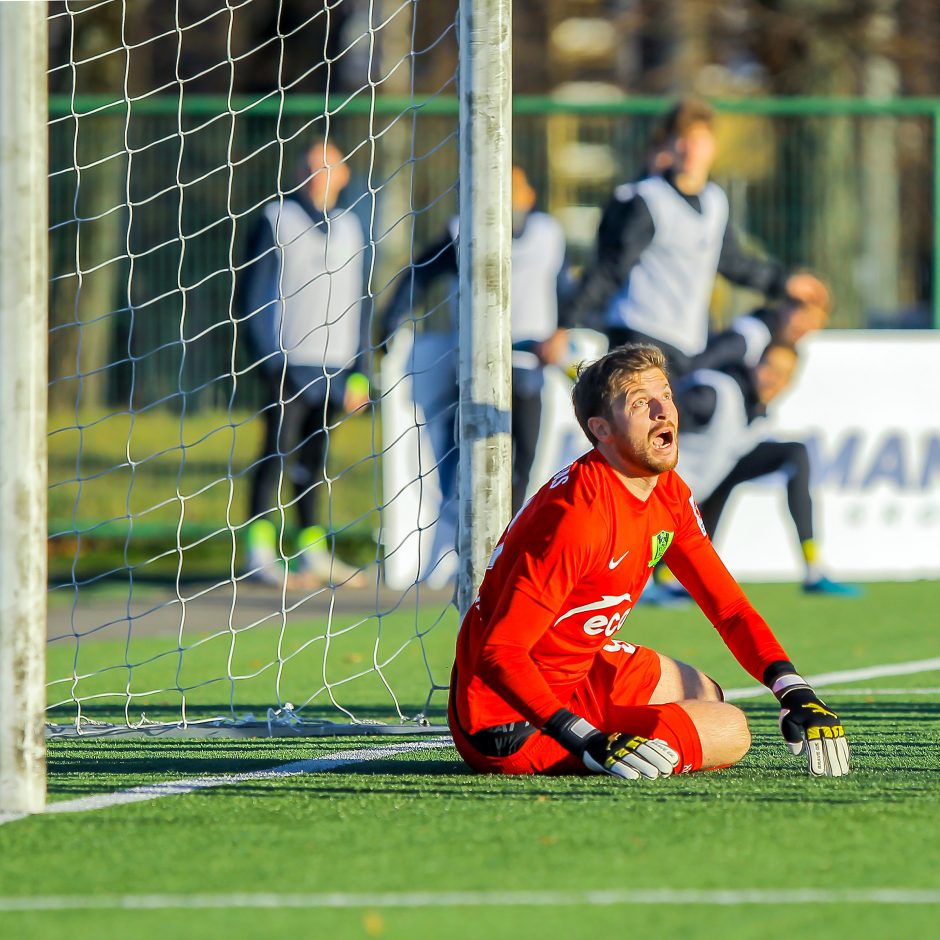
[648,530,675,568]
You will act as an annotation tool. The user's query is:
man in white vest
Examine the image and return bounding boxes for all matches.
[676,343,859,596]
[568,98,829,377]
[381,166,574,515]
[240,137,370,588]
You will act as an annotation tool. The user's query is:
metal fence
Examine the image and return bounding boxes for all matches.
[48,95,940,415]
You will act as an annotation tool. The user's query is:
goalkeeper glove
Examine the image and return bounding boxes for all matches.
[543,708,679,781]
[769,671,850,777]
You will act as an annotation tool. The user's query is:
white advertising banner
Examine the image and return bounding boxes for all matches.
[380,330,458,591]
[383,330,940,587]
[712,331,940,581]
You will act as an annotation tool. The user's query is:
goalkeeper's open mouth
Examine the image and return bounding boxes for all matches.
[650,425,676,453]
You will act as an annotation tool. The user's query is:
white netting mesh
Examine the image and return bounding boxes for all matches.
[46,0,462,735]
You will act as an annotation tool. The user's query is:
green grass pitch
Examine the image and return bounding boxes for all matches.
[3,581,940,939]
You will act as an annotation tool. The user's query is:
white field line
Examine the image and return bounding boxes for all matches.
[0,739,451,827]
[2,888,940,912]
[725,656,940,701]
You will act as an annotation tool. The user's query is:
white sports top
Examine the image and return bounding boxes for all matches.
[262,199,365,368]
[605,176,729,356]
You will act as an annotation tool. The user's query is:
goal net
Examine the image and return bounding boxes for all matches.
[43,0,486,738]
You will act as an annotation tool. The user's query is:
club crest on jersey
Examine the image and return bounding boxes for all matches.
[648,530,674,568]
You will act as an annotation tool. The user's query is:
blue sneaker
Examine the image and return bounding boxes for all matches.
[802,577,863,597]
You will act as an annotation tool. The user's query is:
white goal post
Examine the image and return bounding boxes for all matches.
[0,0,49,814]
[456,0,512,615]
[0,0,512,812]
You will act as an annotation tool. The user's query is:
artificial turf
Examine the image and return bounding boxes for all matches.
[3,582,939,939]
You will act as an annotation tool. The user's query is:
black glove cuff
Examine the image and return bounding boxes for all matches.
[542,708,602,755]
[762,660,798,687]
[763,661,813,701]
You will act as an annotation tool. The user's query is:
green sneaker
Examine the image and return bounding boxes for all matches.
[244,519,284,586]
[294,526,366,587]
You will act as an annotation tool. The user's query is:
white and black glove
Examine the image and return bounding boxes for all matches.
[767,665,850,777]
[543,708,679,781]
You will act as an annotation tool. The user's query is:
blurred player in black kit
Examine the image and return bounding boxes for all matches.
[568,97,829,378]
[382,165,576,515]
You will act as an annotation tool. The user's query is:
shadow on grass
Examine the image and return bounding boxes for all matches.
[45,697,940,800]
[835,701,940,721]
[45,738,457,795]
[47,746,940,805]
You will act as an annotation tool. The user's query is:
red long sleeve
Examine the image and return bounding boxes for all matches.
[475,590,567,727]
[664,494,789,682]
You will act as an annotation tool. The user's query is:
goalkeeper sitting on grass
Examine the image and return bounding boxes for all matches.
[449,344,849,780]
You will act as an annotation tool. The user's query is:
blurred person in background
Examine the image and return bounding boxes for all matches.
[382,165,576,515]
[675,341,859,597]
[690,293,830,375]
[567,97,829,377]
[239,137,370,588]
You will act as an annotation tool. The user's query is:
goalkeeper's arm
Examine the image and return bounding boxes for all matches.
[764,661,850,777]
[542,708,679,781]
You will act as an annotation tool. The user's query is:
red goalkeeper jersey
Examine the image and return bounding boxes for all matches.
[451,448,789,734]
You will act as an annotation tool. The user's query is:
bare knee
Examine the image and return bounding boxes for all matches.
[679,700,751,770]
[715,704,752,766]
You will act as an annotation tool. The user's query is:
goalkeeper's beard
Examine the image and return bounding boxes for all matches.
[636,444,679,475]
[618,427,679,476]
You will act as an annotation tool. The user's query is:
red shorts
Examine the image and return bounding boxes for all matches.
[450,644,704,776]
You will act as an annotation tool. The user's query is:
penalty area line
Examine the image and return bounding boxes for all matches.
[2,888,940,912]
[725,656,940,701]
[0,738,452,828]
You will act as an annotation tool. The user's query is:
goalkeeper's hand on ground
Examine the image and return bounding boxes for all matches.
[543,708,679,781]
[767,668,850,777]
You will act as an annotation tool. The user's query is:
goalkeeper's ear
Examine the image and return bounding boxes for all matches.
[586,415,613,446]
